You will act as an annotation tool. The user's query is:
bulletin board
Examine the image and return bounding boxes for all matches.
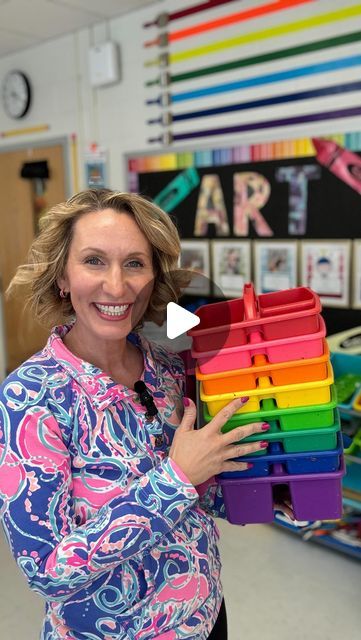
[125,131,361,334]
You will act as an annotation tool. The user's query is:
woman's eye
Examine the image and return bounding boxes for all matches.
[126,259,144,268]
[85,256,103,265]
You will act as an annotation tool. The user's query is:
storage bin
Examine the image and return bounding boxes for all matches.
[202,391,338,436]
[339,406,361,426]
[344,427,361,455]
[331,352,361,413]
[219,432,343,479]
[193,316,326,375]
[200,362,334,416]
[188,283,321,353]
[196,342,330,395]
[352,390,361,413]
[217,460,345,524]
[334,373,361,404]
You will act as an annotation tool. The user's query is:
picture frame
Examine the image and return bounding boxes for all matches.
[352,240,361,309]
[179,240,211,296]
[85,146,108,188]
[85,159,107,188]
[253,240,298,294]
[300,240,351,307]
[211,240,251,297]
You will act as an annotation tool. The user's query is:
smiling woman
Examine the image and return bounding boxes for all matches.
[0,188,270,640]
[56,208,156,377]
[6,189,191,384]
[7,189,188,329]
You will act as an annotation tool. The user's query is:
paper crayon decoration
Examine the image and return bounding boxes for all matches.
[153,167,200,212]
[0,123,49,138]
[143,0,237,28]
[145,32,361,84]
[312,138,361,196]
[144,0,313,47]
[147,80,361,126]
[165,4,361,65]
[171,54,361,103]
[146,55,361,106]
[147,106,361,145]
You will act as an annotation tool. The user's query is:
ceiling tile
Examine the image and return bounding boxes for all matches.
[0,0,164,56]
[51,0,162,18]
[0,27,40,56]
[0,0,99,39]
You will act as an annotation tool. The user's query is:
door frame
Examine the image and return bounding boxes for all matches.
[0,136,72,377]
[0,135,72,196]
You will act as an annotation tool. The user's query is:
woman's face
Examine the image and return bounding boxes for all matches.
[58,208,155,343]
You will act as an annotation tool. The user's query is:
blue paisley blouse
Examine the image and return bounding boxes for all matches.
[0,324,225,640]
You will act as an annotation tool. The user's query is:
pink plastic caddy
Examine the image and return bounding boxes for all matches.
[189,283,325,374]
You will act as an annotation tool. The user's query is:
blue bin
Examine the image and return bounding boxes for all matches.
[219,432,344,479]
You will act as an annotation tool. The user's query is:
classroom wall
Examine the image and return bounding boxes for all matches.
[0,0,360,354]
[0,0,361,192]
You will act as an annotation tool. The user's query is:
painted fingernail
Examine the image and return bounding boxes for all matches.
[259,441,268,448]
[261,423,270,431]
[246,463,254,469]
[240,396,249,403]
[183,397,190,407]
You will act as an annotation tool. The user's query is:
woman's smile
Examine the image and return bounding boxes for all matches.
[93,302,132,319]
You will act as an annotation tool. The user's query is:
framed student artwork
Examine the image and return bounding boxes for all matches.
[352,240,361,309]
[179,240,211,296]
[253,241,298,294]
[211,240,251,297]
[300,240,351,307]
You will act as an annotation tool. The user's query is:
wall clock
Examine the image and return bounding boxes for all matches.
[2,70,32,119]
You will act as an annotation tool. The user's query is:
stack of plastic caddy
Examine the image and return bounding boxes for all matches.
[188,283,345,525]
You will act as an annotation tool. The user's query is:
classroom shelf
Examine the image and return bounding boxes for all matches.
[343,497,361,511]
[343,457,361,511]
[273,515,361,561]
[273,456,361,560]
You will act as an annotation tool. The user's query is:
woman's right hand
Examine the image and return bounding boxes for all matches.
[169,397,269,486]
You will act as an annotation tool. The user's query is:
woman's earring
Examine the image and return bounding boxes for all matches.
[59,289,68,299]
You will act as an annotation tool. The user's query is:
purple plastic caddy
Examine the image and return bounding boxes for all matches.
[217,459,345,525]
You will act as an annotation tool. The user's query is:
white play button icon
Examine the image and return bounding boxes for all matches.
[166,302,200,339]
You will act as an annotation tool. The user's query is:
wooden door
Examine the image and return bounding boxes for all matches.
[0,143,67,374]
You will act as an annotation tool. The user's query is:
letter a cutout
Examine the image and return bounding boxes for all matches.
[194,174,230,236]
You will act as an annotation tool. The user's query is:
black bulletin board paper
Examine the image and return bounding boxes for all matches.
[138,156,361,239]
[128,138,361,334]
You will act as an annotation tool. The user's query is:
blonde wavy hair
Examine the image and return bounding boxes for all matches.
[7,189,191,328]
